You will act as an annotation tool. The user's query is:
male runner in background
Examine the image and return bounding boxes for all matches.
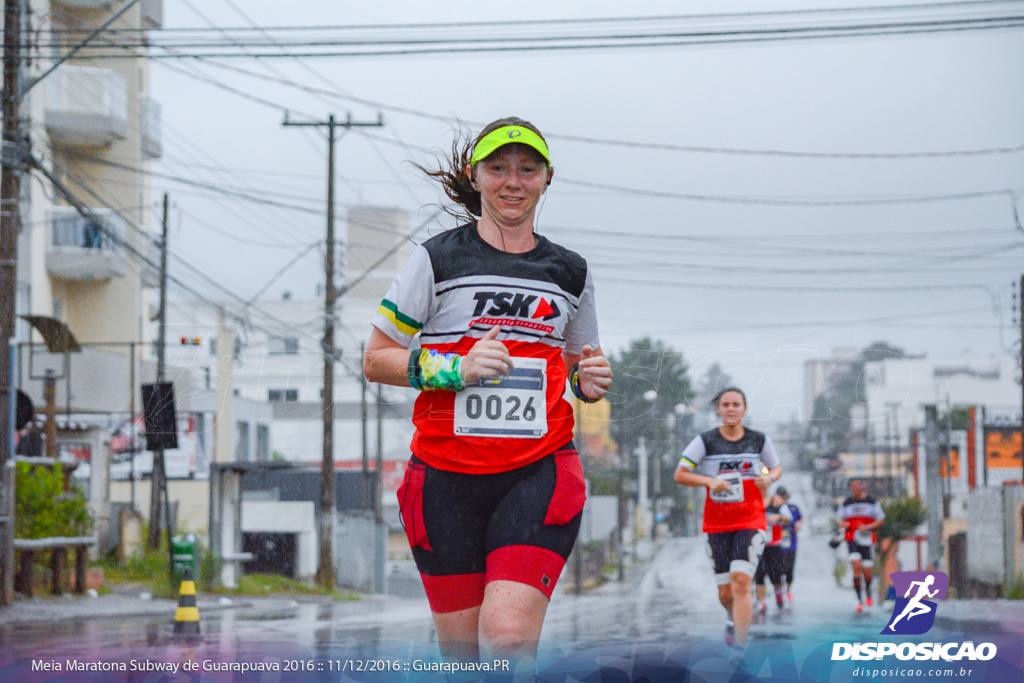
[836,479,885,612]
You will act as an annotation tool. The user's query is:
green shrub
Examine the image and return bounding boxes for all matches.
[877,497,926,543]
[15,462,93,539]
[199,546,222,592]
[1005,574,1024,600]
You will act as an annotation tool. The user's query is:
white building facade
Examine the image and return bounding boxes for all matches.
[860,353,1020,448]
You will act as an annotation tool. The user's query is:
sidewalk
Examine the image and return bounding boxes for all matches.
[0,593,299,626]
[590,535,669,595]
[935,600,1024,635]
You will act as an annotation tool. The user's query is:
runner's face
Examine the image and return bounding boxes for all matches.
[473,145,550,229]
[851,480,865,498]
[717,391,746,425]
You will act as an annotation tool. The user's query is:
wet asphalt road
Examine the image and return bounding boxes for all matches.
[1,473,1019,667]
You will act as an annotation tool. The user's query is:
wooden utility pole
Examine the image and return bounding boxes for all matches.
[924,405,942,569]
[148,194,169,549]
[360,343,369,510]
[1019,274,1023,482]
[0,0,24,608]
[282,113,382,588]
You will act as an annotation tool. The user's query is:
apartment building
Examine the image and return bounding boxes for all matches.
[18,0,162,406]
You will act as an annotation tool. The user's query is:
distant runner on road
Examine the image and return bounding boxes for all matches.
[836,479,885,612]
[753,490,792,613]
[777,486,802,603]
[673,387,782,660]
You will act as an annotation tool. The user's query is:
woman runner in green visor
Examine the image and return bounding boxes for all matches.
[364,117,612,663]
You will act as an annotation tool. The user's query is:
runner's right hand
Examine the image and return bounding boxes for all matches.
[461,326,514,385]
[708,478,731,493]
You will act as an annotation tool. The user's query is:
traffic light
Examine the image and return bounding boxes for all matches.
[180,336,200,346]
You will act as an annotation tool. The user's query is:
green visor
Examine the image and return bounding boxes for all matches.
[470,125,551,165]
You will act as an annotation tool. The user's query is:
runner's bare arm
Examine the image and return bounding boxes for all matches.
[674,466,730,493]
[364,328,415,386]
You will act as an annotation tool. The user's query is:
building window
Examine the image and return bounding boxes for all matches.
[236,421,250,461]
[268,389,299,403]
[256,425,269,462]
[267,336,299,355]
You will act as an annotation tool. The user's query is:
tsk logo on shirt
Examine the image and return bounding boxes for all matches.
[882,571,949,635]
[717,460,754,473]
[471,292,561,320]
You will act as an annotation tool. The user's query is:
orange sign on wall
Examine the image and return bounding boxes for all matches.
[940,447,961,479]
[985,429,1023,470]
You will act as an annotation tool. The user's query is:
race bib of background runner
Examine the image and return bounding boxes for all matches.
[855,528,874,546]
[709,473,744,503]
[453,357,547,438]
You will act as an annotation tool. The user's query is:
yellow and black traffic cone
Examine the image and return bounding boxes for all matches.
[173,569,201,638]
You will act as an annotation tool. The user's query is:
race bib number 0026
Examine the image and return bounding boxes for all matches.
[454,357,547,438]
[710,473,744,503]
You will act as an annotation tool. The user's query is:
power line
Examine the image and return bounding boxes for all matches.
[557,178,1020,207]
[159,53,1024,160]
[38,13,1024,50]
[42,1,1024,33]
[49,16,1024,59]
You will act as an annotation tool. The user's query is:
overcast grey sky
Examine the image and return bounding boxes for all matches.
[145,0,1024,426]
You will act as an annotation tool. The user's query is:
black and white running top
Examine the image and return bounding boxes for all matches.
[372,222,600,474]
[678,428,781,533]
[837,495,885,545]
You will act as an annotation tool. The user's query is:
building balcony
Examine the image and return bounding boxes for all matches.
[139,94,161,159]
[46,206,129,281]
[141,0,163,29]
[45,65,127,147]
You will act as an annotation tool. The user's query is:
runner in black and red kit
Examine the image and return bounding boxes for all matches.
[363,117,612,663]
[753,490,792,613]
[673,388,782,660]
[837,479,885,612]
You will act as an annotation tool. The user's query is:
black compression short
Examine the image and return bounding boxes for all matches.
[706,528,766,582]
[397,442,584,613]
[846,541,874,564]
[754,545,786,587]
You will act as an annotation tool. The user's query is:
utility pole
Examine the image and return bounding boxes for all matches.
[1019,274,1023,482]
[0,0,24,608]
[374,383,385,594]
[923,405,942,570]
[283,112,382,588]
[148,194,170,549]
[890,404,902,495]
[360,343,369,511]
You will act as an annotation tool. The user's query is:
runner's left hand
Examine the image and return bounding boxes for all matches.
[578,346,612,400]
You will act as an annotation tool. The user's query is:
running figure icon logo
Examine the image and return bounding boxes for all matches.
[881,571,949,635]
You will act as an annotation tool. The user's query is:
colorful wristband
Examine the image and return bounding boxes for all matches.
[408,348,465,392]
[570,362,600,403]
